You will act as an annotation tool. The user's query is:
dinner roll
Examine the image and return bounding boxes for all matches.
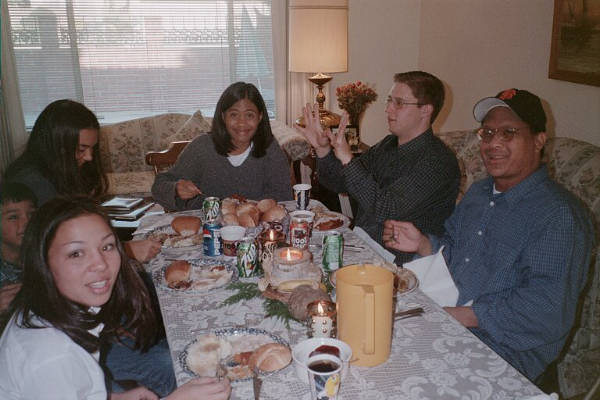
[248,343,291,372]
[237,203,259,224]
[165,260,191,285]
[171,216,202,236]
[221,199,238,216]
[257,198,277,213]
[223,213,240,226]
[260,205,286,222]
[238,213,257,228]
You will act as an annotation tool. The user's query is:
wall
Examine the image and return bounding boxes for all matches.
[330,0,421,146]
[419,0,600,146]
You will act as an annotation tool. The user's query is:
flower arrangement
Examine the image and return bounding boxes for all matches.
[335,81,378,126]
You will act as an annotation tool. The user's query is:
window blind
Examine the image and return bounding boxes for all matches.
[6,0,275,127]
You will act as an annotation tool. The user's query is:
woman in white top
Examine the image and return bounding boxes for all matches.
[0,197,231,400]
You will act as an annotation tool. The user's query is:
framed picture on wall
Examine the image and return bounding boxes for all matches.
[548,0,600,87]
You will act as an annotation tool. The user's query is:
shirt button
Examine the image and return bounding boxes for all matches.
[478,231,483,236]
[465,258,470,262]
[489,201,495,206]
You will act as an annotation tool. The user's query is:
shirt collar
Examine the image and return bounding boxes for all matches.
[483,165,548,205]
[383,128,435,156]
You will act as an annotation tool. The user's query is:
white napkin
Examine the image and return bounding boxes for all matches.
[402,246,459,307]
[352,227,396,263]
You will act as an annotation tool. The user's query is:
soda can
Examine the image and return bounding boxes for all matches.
[322,231,344,272]
[237,236,259,277]
[202,196,221,222]
[203,221,222,256]
[289,215,311,250]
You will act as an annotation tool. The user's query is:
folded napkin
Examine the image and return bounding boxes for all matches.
[403,246,459,307]
[352,227,396,263]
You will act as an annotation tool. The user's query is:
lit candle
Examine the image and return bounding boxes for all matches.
[308,300,336,338]
[259,229,286,268]
[281,247,303,262]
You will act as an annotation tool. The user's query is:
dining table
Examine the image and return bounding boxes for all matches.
[135,201,545,399]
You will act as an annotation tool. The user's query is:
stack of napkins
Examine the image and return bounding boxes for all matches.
[403,246,459,307]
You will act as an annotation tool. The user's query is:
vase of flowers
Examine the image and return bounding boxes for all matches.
[335,81,378,151]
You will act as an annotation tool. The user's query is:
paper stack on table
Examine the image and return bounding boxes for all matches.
[403,246,459,307]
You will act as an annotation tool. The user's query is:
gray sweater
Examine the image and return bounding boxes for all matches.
[151,134,293,210]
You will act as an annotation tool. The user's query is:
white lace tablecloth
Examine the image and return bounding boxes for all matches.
[138,206,543,399]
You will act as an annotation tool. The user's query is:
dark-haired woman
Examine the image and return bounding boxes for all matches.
[3,99,161,263]
[0,197,231,400]
[151,82,292,211]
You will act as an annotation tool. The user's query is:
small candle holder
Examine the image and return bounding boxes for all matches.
[307,300,337,338]
[260,229,286,251]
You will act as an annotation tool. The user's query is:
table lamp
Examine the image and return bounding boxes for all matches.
[288,0,348,128]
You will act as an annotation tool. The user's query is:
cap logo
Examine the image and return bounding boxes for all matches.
[498,89,517,100]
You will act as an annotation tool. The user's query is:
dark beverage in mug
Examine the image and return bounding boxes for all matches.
[308,360,340,373]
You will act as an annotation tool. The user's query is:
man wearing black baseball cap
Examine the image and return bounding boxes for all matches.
[383,88,594,383]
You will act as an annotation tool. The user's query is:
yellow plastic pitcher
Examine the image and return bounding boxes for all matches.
[336,264,394,367]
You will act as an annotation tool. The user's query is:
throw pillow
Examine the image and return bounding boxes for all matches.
[160,110,212,149]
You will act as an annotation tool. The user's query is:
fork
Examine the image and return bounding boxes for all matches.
[252,366,262,400]
[216,360,227,382]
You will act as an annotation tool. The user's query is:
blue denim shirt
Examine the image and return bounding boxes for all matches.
[0,256,21,288]
[430,166,594,380]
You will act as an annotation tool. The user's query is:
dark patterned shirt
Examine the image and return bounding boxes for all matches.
[0,256,21,288]
[317,129,460,264]
[430,166,595,380]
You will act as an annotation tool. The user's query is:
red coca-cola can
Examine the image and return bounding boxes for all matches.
[289,216,310,250]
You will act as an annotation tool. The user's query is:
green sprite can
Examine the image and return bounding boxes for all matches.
[202,196,221,222]
[322,231,343,272]
[236,236,259,277]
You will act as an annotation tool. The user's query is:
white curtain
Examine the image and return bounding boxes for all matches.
[272,0,316,127]
[1,0,27,173]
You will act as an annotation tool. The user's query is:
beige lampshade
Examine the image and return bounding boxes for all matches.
[288,0,348,73]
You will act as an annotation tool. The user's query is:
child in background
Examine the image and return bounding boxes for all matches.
[0,182,36,315]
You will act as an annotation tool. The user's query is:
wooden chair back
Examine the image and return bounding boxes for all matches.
[145,140,190,174]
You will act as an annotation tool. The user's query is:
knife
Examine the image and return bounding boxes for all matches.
[252,367,262,400]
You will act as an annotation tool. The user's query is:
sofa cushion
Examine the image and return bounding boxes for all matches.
[100,113,190,173]
[159,110,212,150]
[105,171,156,195]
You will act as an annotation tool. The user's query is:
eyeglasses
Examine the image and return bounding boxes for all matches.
[476,127,523,143]
[386,96,423,108]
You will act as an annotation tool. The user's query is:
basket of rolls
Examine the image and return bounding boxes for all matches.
[221,196,289,234]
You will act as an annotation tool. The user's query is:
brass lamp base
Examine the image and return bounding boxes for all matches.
[295,72,341,128]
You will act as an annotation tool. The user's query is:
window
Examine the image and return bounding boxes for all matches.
[6,0,275,127]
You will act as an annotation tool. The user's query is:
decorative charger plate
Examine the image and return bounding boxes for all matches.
[152,258,238,292]
[329,267,419,295]
[179,327,290,382]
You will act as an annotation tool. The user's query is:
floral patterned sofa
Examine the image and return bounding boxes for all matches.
[437,130,600,398]
[98,111,311,195]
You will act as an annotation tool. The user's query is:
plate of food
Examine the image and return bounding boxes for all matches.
[179,328,292,382]
[329,266,419,296]
[145,215,204,250]
[310,206,350,233]
[153,259,238,292]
